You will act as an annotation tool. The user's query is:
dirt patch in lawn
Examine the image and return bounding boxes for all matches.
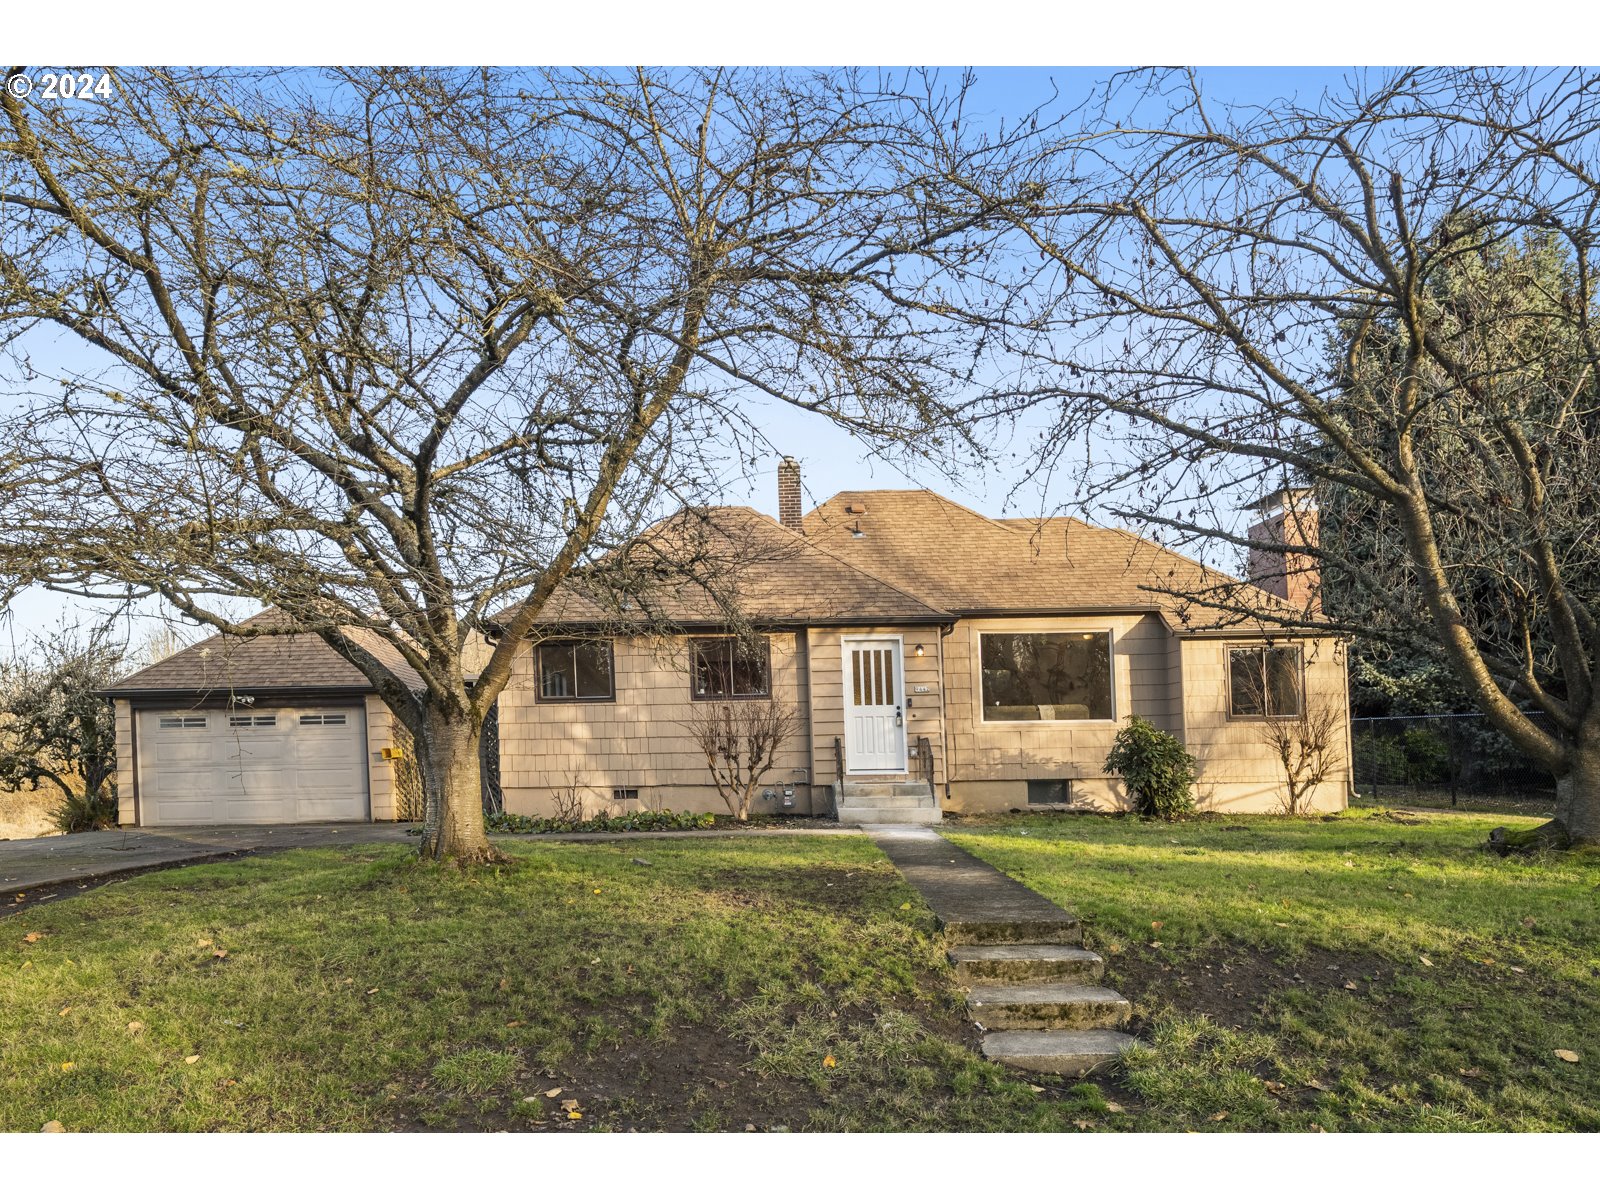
[1106,942,1400,1034]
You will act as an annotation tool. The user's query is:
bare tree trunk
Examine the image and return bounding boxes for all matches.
[414,707,499,865]
[1555,737,1600,848]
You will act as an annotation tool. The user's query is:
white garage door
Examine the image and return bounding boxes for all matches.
[137,706,369,825]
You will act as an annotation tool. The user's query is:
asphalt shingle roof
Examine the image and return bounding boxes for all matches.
[532,506,949,628]
[801,489,1296,629]
[105,612,424,696]
[108,490,1304,696]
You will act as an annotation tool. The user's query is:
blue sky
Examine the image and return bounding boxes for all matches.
[2,66,1369,653]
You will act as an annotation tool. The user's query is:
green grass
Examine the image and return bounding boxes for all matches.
[1,835,1108,1132]
[947,807,1600,1131]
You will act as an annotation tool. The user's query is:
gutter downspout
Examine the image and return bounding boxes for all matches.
[938,622,954,802]
[801,629,818,815]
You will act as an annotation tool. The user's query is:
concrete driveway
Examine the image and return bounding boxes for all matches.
[1,823,417,899]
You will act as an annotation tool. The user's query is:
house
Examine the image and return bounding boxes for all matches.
[105,465,1351,826]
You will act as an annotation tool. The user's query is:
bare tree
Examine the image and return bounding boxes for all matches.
[680,698,801,822]
[1234,666,1345,816]
[0,67,1043,862]
[981,67,1600,847]
[0,623,123,832]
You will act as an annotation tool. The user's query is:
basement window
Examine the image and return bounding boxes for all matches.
[611,787,640,802]
[1027,780,1072,807]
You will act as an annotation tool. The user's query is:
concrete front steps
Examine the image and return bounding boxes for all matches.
[835,780,941,826]
[863,827,1138,1077]
[948,918,1139,1076]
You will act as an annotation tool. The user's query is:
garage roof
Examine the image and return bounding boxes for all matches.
[104,614,424,698]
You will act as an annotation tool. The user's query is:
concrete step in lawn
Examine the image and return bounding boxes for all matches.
[941,913,1081,946]
[948,943,1105,985]
[967,983,1132,1031]
[981,1029,1142,1076]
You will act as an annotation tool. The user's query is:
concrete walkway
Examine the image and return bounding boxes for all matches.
[865,824,1138,1076]
[0,824,416,896]
[864,824,1080,943]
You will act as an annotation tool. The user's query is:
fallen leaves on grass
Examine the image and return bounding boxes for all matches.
[822,1055,837,1069]
[1554,1049,1581,1063]
[126,1021,144,1034]
[544,1087,562,1098]
[40,1121,64,1133]
[184,1054,200,1065]
[58,1006,72,1017]
[1419,955,1434,967]
[1306,1079,1331,1092]
[23,932,43,943]
[60,1062,74,1072]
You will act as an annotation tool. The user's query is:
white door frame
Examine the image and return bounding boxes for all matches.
[840,634,908,774]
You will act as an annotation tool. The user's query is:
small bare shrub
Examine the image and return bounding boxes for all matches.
[679,700,800,822]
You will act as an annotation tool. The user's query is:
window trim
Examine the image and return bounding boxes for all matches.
[1225,642,1306,720]
[687,635,773,702]
[535,639,618,704]
[976,628,1118,725]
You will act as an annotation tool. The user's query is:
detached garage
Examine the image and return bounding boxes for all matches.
[104,616,411,827]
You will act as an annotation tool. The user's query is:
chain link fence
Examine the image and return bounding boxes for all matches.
[1351,712,1558,811]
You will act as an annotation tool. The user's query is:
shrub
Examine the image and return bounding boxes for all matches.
[485,808,717,835]
[1104,716,1197,820]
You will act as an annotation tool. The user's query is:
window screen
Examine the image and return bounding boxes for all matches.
[1027,779,1072,806]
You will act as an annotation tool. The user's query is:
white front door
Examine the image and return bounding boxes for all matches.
[843,637,907,773]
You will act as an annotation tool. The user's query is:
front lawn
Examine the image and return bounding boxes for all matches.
[1,835,1100,1132]
[948,808,1600,1131]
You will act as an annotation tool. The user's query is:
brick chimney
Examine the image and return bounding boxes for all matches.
[1246,487,1321,612]
[777,457,803,531]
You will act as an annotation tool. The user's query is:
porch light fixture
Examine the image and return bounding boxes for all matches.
[914,644,925,656]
